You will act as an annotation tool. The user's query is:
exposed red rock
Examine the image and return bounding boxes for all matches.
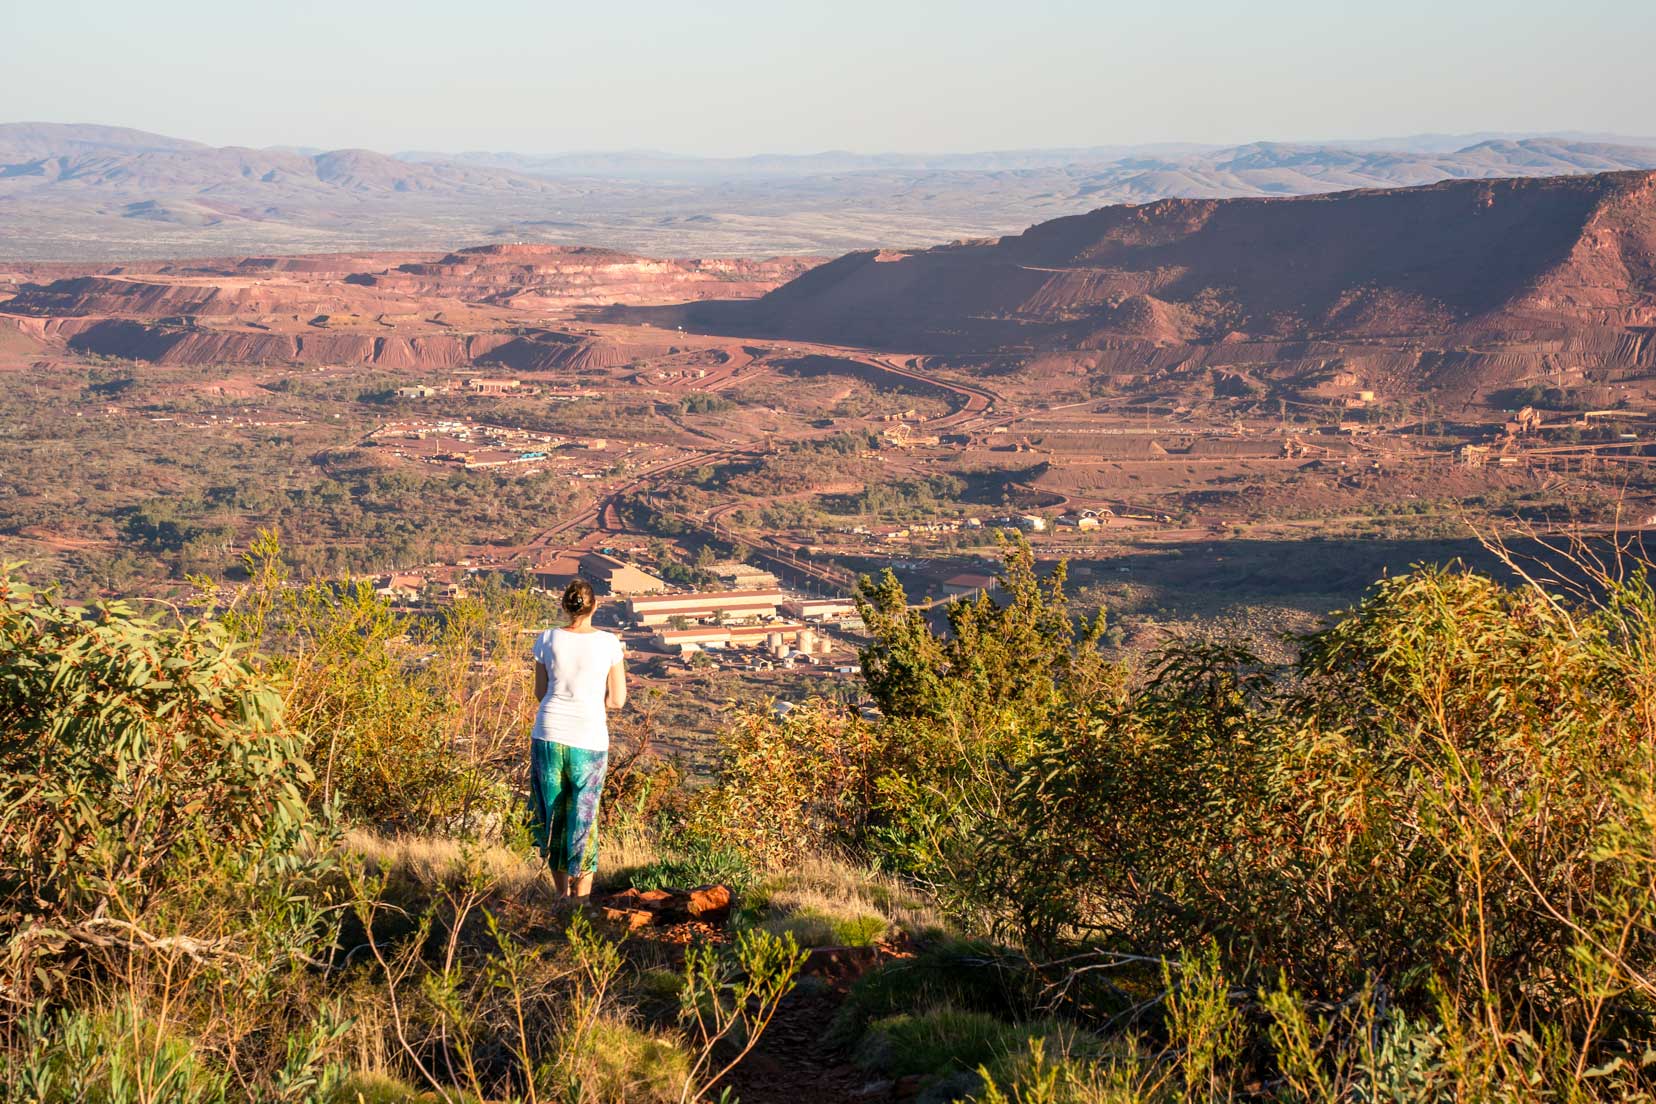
[673,171,1656,399]
[686,884,733,919]
[705,171,1656,349]
[14,172,1656,401]
[353,244,812,309]
[596,884,735,928]
[0,246,815,371]
[599,906,657,931]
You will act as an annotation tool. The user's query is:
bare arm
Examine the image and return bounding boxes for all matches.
[534,661,548,704]
[606,658,627,711]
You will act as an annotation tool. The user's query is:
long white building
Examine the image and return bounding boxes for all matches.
[781,598,859,622]
[626,589,786,627]
[651,621,810,654]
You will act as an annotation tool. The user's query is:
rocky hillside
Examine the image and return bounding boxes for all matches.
[0,245,811,371]
[672,171,1656,402]
[703,171,1656,348]
[346,244,813,309]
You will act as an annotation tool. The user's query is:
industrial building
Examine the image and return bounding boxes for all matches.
[626,589,785,627]
[710,561,781,589]
[781,598,859,622]
[650,621,830,656]
[529,553,586,591]
[580,553,669,596]
[528,551,667,596]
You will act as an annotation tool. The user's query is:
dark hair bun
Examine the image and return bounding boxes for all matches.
[561,579,597,617]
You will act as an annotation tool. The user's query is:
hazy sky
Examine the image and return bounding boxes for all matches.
[5,0,1652,156]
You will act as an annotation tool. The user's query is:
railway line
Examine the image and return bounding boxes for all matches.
[645,501,857,592]
[761,341,1000,427]
[526,447,748,547]
[862,354,999,429]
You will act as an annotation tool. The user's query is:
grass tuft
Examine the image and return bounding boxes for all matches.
[852,1006,1087,1082]
[569,1016,694,1104]
[830,939,1037,1048]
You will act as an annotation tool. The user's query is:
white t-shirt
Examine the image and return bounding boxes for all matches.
[531,628,624,750]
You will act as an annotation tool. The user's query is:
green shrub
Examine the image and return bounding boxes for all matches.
[200,531,555,834]
[855,538,1120,910]
[630,822,756,893]
[325,1072,447,1104]
[970,1037,1148,1104]
[3,1004,235,1104]
[681,697,885,868]
[856,533,1112,732]
[996,567,1656,998]
[687,541,1656,1096]
[690,536,1119,906]
[0,566,315,924]
[0,559,804,1104]
[678,927,805,1102]
[635,967,687,1012]
[974,564,1656,1095]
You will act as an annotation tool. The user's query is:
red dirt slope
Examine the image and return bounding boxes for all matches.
[705,171,1656,352]
[350,244,817,309]
[0,245,811,371]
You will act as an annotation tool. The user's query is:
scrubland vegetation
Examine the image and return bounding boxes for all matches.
[0,368,608,591]
[6,530,1656,1102]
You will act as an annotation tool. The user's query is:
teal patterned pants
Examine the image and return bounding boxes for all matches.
[529,740,608,876]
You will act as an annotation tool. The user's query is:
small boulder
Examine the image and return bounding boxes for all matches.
[606,887,675,911]
[686,884,733,920]
[595,884,734,928]
[601,906,657,931]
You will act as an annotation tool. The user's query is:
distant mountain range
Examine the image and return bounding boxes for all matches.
[398,131,1656,179]
[6,122,1656,260]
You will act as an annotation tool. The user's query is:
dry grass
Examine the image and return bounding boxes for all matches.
[343,828,548,902]
[597,826,666,890]
[343,825,667,900]
[753,853,946,947]
[340,828,942,948]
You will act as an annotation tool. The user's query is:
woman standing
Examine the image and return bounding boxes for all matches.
[529,579,626,901]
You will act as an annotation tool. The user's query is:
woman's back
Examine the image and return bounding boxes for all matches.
[532,627,623,750]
